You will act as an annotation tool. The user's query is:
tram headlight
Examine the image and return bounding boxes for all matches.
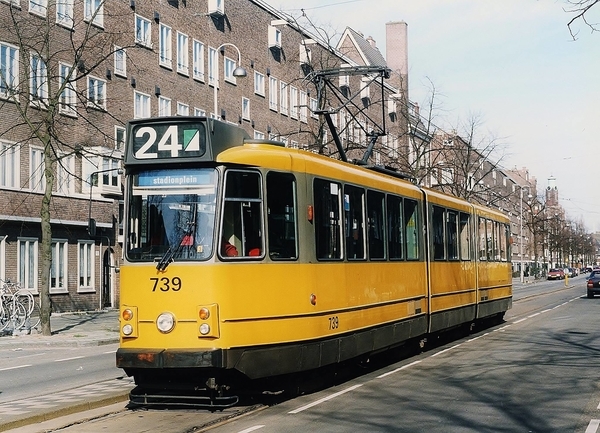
[199,323,211,335]
[122,324,133,336]
[122,309,134,321]
[156,312,175,333]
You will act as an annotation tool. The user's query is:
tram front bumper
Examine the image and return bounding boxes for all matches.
[116,348,225,369]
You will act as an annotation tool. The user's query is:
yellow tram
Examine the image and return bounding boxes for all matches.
[116,117,511,402]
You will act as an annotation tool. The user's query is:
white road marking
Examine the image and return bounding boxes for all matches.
[288,384,362,414]
[237,426,265,433]
[0,364,31,371]
[54,356,85,362]
[377,360,422,379]
[585,419,600,433]
[432,343,461,357]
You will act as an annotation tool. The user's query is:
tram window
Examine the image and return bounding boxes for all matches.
[314,178,342,260]
[344,185,365,260]
[387,195,404,260]
[501,223,510,261]
[478,217,487,261]
[404,198,419,260]
[432,205,445,261]
[266,172,298,260]
[446,210,458,261]
[459,212,471,261]
[220,170,263,259]
[486,219,494,261]
[367,190,385,260]
[494,220,502,261]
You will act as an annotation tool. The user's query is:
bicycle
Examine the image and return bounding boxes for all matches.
[0,279,41,332]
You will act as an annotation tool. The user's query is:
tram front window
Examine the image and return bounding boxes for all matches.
[126,168,217,265]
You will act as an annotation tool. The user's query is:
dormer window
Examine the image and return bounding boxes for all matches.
[208,0,224,16]
[268,25,281,49]
[299,43,311,64]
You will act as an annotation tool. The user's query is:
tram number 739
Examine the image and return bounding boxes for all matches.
[151,277,182,292]
[329,316,339,330]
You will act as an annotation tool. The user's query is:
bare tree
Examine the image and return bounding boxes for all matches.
[0,2,134,335]
[565,0,600,38]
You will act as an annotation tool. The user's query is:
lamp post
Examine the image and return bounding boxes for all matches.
[213,43,247,119]
[519,186,532,284]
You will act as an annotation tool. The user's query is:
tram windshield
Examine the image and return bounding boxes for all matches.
[126,168,217,267]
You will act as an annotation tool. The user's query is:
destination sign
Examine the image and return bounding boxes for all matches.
[132,122,206,159]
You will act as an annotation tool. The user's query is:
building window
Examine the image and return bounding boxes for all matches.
[0,42,18,99]
[18,238,38,292]
[101,156,120,188]
[0,235,5,281]
[177,102,189,116]
[134,91,151,119]
[208,47,217,86]
[269,76,277,111]
[115,126,125,151]
[176,31,189,75]
[30,54,48,105]
[78,241,95,291]
[158,23,172,68]
[56,153,74,195]
[87,75,106,110]
[114,46,126,77]
[81,152,122,196]
[135,14,152,48]
[158,96,171,117]
[29,0,47,16]
[299,90,307,123]
[192,40,205,82]
[84,0,103,27]
[194,107,206,116]
[58,62,76,116]
[30,147,45,193]
[56,0,74,28]
[0,140,19,188]
[280,81,288,115]
[224,56,237,84]
[254,130,265,139]
[310,97,318,119]
[242,97,250,120]
[289,86,298,119]
[254,71,265,96]
[50,240,68,293]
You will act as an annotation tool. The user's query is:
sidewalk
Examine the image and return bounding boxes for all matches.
[0,309,120,349]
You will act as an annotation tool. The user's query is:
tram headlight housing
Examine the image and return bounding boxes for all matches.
[157,312,175,333]
[197,304,219,338]
[120,306,138,338]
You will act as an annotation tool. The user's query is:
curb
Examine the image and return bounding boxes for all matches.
[0,392,130,433]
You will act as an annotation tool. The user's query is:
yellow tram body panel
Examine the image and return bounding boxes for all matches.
[119,260,428,350]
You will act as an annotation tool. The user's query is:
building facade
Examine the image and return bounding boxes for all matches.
[0,0,412,311]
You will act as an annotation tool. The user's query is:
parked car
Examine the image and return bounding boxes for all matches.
[547,268,565,280]
[587,271,600,298]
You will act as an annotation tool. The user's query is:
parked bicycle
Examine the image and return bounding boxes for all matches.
[0,279,41,333]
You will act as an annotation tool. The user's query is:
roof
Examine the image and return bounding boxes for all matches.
[337,27,388,68]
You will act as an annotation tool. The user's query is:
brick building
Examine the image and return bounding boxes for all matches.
[0,0,412,311]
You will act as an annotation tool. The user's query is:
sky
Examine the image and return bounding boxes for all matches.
[273,0,600,232]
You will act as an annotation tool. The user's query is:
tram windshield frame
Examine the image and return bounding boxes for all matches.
[125,168,218,265]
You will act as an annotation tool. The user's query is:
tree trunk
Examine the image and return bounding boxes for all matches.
[39,146,55,336]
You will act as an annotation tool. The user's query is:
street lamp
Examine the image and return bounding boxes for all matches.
[213,43,247,119]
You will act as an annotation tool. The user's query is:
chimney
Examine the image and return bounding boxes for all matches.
[366,36,376,48]
[386,21,408,98]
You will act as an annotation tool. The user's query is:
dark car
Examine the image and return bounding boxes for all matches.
[547,268,565,280]
[587,271,600,298]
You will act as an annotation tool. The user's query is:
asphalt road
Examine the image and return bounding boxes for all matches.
[7,276,599,432]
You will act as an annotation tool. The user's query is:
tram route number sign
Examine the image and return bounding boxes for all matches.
[133,124,206,160]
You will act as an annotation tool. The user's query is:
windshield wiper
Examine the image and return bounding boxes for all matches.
[156,205,197,271]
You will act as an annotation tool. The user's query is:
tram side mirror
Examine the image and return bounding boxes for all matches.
[88,218,97,237]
